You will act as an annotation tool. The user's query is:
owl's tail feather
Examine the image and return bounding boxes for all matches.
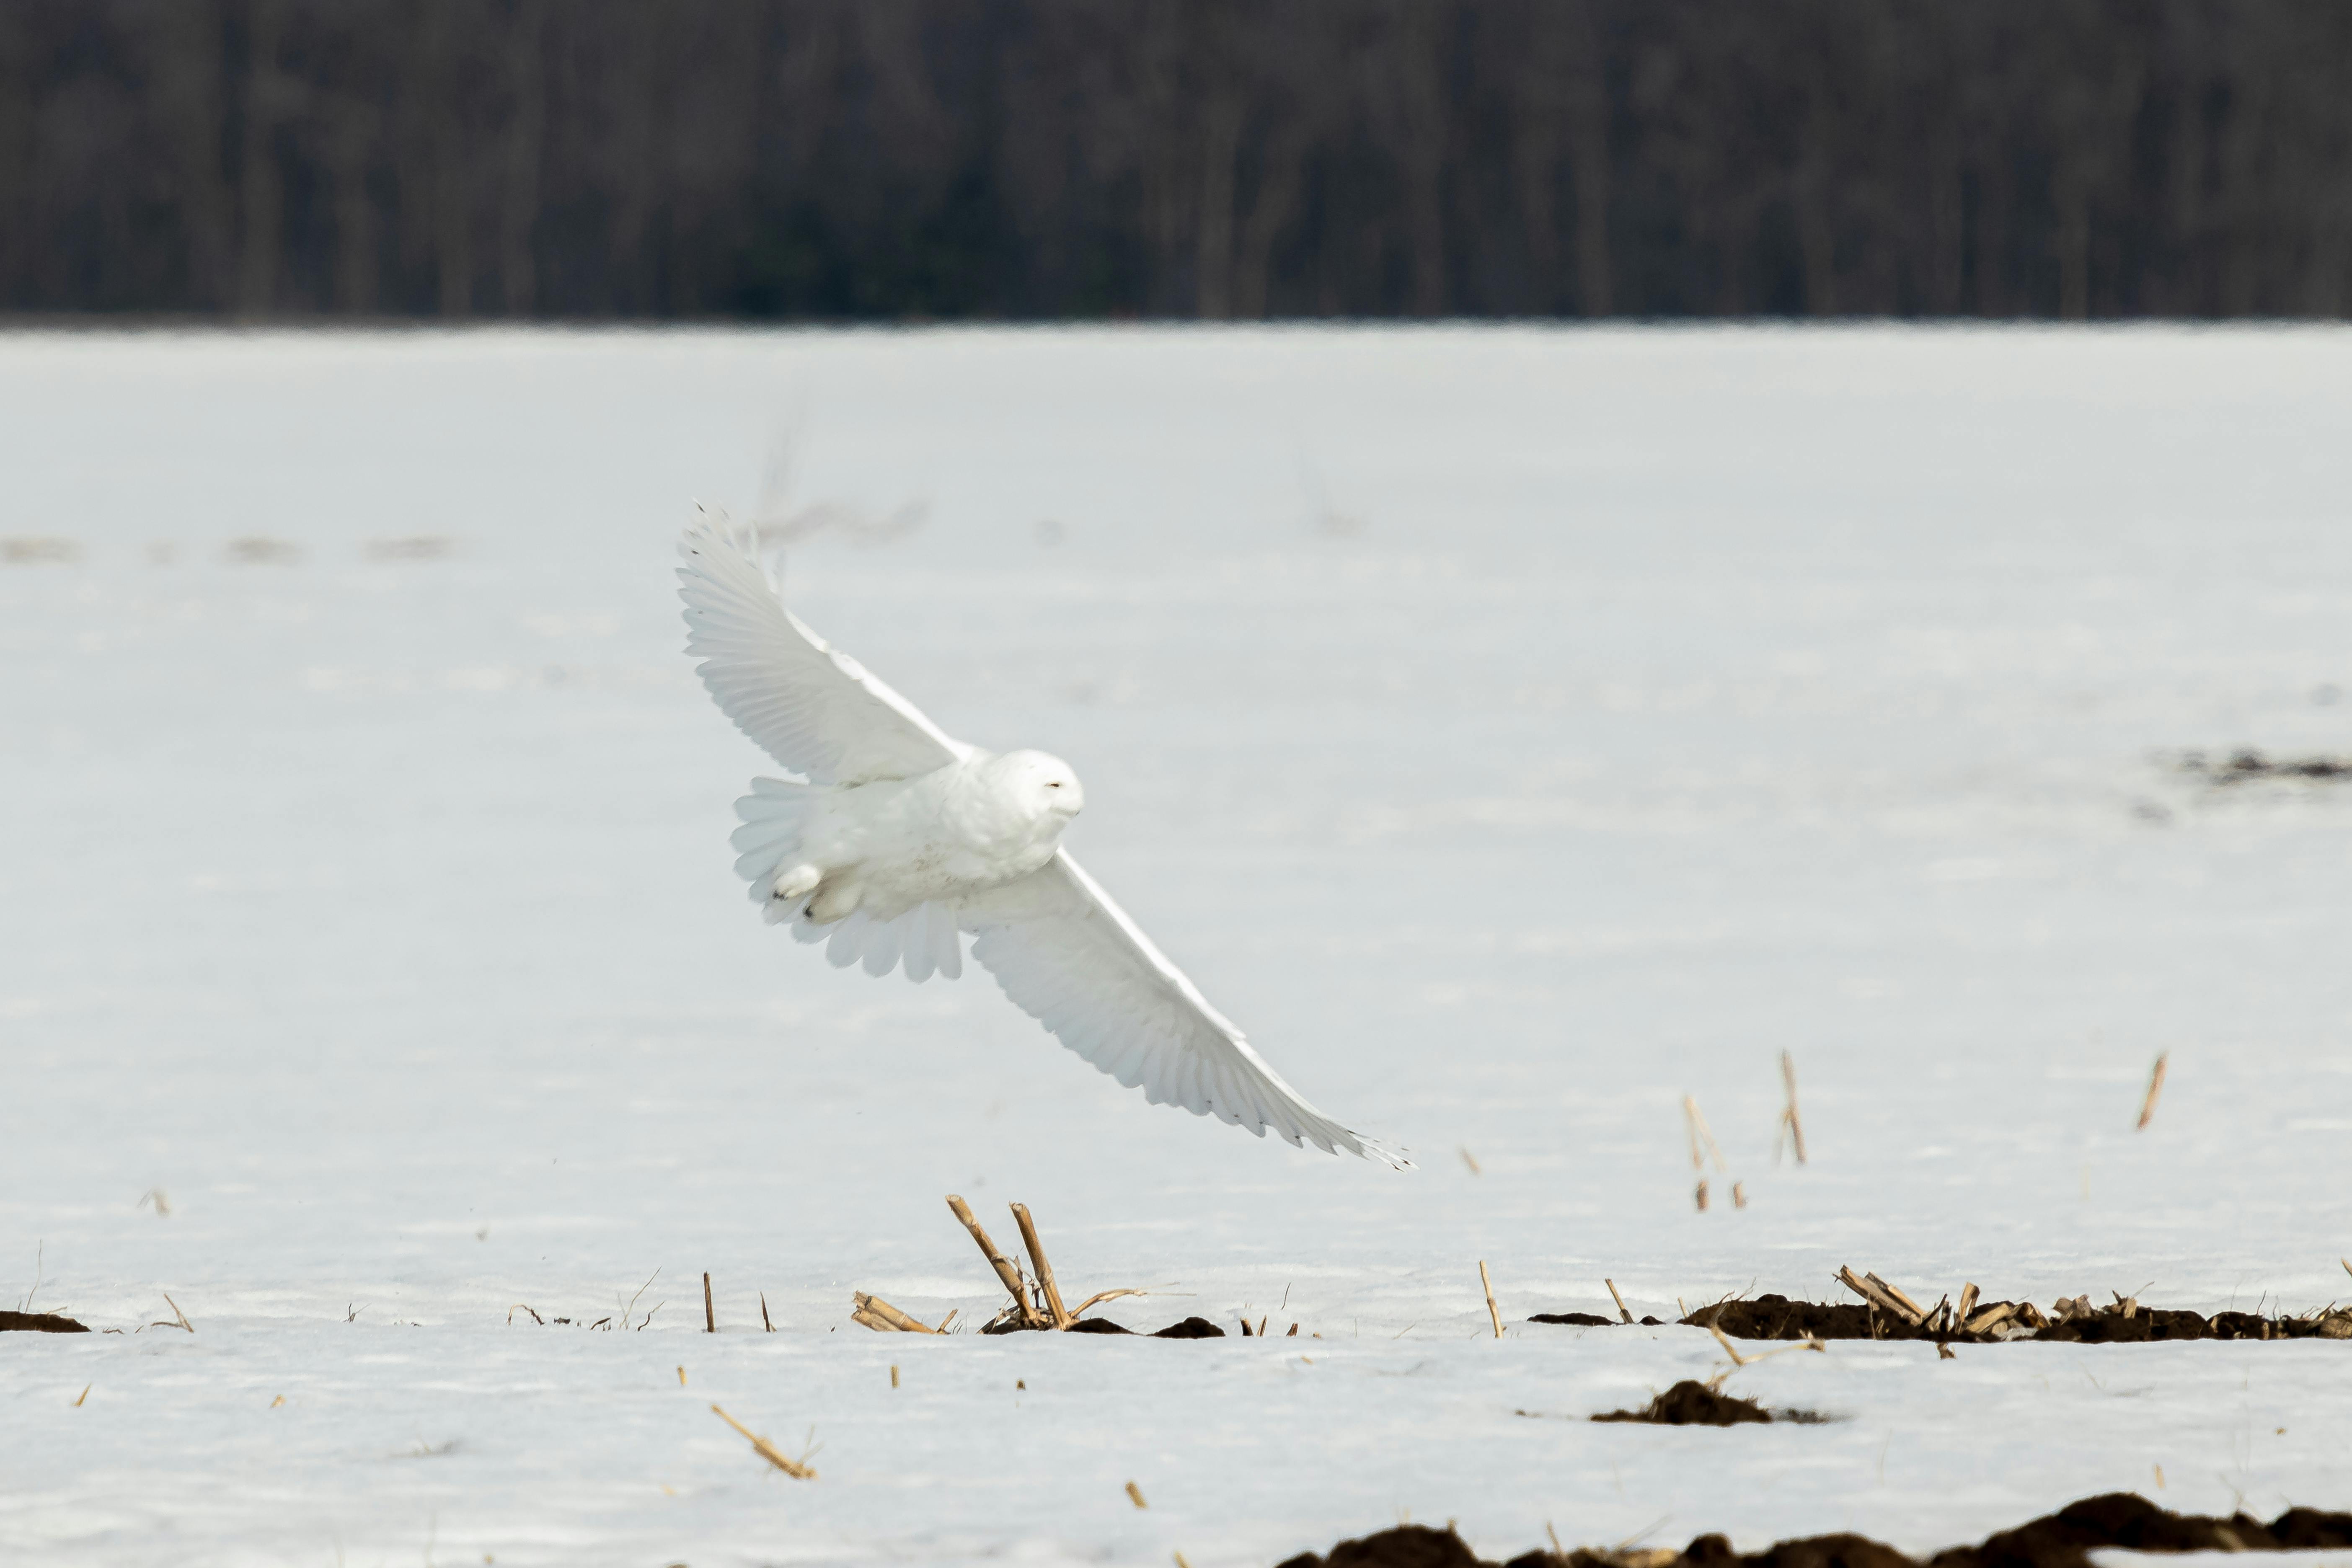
[732,776,961,981]
[795,900,962,983]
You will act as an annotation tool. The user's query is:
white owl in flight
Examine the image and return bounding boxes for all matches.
[678,517,1404,1166]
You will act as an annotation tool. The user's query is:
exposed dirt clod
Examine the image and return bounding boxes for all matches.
[1149,1315,1229,1338]
[985,1313,1231,1338]
[1275,1494,2352,1568]
[1671,1293,2350,1345]
[1591,1379,1773,1426]
[1278,1524,1484,1568]
[2178,747,2352,785]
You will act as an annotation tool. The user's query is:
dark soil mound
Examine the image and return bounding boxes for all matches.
[1692,1296,1922,1341]
[2028,1308,2345,1343]
[0,1311,89,1333]
[2031,1310,2219,1343]
[1150,1315,1228,1338]
[1592,1379,1771,1426]
[2181,748,2352,784]
[1278,1496,2352,1568]
[1718,1534,1914,1568]
[1686,1293,2352,1345]
[1279,1524,1485,1568]
[984,1314,1227,1337]
[1933,1492,2352,1568]
[1529,1312,1648,1327]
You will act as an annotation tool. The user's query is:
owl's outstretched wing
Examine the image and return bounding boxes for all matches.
[957,852,1408,1166]
[677,514,969,784]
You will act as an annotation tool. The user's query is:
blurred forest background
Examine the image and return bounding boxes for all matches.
[5,0,2351,321]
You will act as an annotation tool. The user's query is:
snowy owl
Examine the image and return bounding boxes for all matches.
[678,517,1403,1166]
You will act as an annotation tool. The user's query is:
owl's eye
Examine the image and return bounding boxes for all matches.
[1046,781,1062,789]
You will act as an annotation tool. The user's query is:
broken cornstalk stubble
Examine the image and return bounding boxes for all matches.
[853,1196,1142,1335]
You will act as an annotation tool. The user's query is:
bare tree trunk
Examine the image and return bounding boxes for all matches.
[1564,0,1611,316]
[1388,2,1451,316]
[2281,15,2352,317]
[1706,180,1765,316]
[236,0,285,317]
[420,0,473,317]
[1134,1,1195,315]
[2307,199,2352,318]
[2052,45,2145,320]
[1926,123,1964,312]
[330,93,380,314]
[1232,108,1315,320]
[1852,13,1904,315]
[1193,87,1243,318]
[1793,158,1836,314]
[1513,1,1566,314]
[1794,61,1838,316]
[2053,159,2091,320]
[2301,111,2352,316]
[2046,38,2100,320]
[2166,51,2212,315]
[2215,41,2271,315]
[1974,163,2008,316]
[501,0,545,316]
[139,3,238,311]
[0,10,29,307]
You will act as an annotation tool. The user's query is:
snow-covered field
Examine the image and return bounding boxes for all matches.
[3,324,2350,1567]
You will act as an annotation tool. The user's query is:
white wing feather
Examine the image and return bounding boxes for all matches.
[959,852,1409,1167]
[677,514,969,783]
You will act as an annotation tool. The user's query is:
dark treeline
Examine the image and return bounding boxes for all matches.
[5,0,2351,321]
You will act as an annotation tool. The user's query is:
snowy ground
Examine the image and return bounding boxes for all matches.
[3,324,2350,1567]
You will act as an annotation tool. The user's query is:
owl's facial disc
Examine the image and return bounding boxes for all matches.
[1004,749,1085,819]
[1039,762,1084,818]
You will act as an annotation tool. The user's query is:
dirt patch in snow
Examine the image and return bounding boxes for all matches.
[1523,1293,2352,1344]
[0,1311,89,1333]
[2177,747,2352,785]
[1277,1493,2352,1568]
[1589,1379,1773,1426]
[1144,1316,1229,1338]
[985,1313,1230,1338]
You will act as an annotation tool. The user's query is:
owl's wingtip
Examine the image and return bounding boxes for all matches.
[1349,1134,1414,1170]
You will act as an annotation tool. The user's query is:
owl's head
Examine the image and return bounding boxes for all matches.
[998,749,1086,820]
